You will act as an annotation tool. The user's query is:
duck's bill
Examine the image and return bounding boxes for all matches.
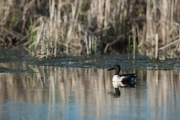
[107,67,114,71]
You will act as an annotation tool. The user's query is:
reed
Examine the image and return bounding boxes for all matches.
[128,35,130,59]
[0,0,180,58]
[133,26,137,59]
[29,19,36,56]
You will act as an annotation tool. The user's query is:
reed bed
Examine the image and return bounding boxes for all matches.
[0,0,180,59]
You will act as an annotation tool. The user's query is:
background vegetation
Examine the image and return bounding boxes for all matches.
[0,0,180,59]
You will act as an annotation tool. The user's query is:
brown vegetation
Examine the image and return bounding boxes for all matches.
[0,0,180,59]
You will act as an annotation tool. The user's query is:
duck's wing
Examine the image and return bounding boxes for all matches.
[119,74,137,87]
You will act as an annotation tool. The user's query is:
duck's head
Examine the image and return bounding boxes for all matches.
[108,64,121,75]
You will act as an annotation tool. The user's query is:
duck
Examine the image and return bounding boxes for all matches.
[108,64,137,88]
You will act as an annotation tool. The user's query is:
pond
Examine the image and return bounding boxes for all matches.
[0,49,180,120]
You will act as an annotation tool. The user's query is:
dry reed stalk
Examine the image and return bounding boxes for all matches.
[159,36,179,50]
[146,0,155,43]
[66,0,82,54]
[160,0,169,45]
[97,0,104,29]
[155,34,158,59]
[0,0,13,26]
[175,29,180,52]
[104,0,110,27]
[132,26,136,59]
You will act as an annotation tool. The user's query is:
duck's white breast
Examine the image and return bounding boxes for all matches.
[112,75,126,87]
[112,75,123,82]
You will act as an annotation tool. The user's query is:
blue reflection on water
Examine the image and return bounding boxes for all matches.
[0,100,81,120]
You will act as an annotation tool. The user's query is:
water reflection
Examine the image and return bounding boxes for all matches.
[108,88,121,98]
[0,67,180,120]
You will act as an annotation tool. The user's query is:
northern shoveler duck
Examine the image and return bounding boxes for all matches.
[108,64,137,88]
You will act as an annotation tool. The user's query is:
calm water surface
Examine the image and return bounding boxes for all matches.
[0,49,180,120]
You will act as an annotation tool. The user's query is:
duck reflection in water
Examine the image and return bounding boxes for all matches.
[108,65,137,97]
[108,87,121,98]
[113,88,121,97]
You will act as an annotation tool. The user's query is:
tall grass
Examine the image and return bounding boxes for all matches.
[0,0,180,59]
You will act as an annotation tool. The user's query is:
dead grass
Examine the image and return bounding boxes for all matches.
[0,0,180,59]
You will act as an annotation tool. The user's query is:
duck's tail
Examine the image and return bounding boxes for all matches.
[130,74,137,86]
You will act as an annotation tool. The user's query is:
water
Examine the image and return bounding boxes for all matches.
[0,49,180,120]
